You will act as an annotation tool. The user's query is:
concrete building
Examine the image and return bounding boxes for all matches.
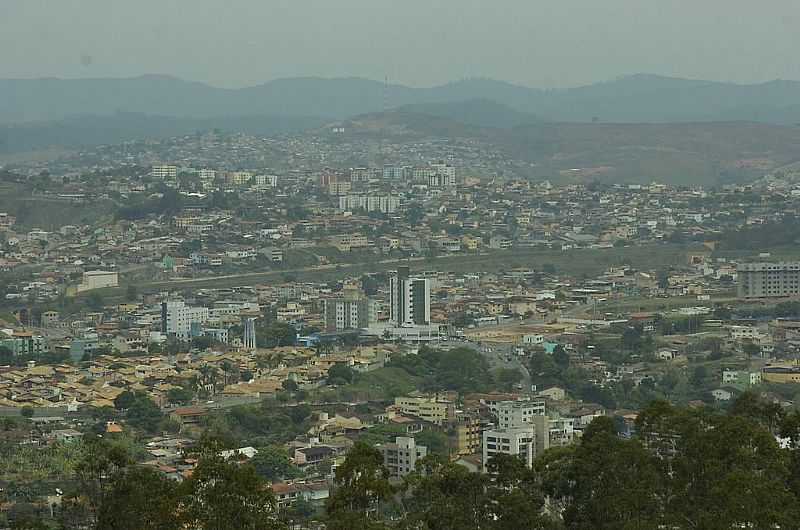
[0,330,47,357]
[76,270,118,293]
[762,363,800,384]
[338,195,400,214]
[378,437,428,478]
[324,295,372,332]
[389,267,431,327]
[738,262,800,298]
[451,413,482,457]
[40,311,60,328]
[394,394,455,426]
[253,174,278,188]
[151,165,177,179]
[482,426,536,472]
[161,301,209,340]
[494,400,547,429]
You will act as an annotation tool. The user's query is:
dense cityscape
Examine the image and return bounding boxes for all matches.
[3,124,800,528]
[8,1,800,527]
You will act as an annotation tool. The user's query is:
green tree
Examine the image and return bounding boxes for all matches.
[178,452,286,530]
[96,466,179,530]
[73,438,134,525]
[487,454,549,530]
[86,291,105,311]
[325,442,393,529]
[414,429,449,458]
[251,445,302,482]
[401,456,494,530]
[166,387,194,406]
[125,284,138,302]
[556,417,665,529]
[327,363,356,385]
[0,346,13,365]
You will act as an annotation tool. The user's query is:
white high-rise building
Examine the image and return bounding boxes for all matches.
[482,426,536,472]
[389,267,430,327]
[494,400,547,429]
[161,301,209,340]
[199,169,216,181]
[338,195,400,214]
[378,437,428,478]
[431,163,457,186]
[253,175,278,188]
[151,165,177,179]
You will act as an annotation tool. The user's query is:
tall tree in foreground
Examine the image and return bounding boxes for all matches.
[555,416,665,529]
[178,451,286,530]
[325,442,393,530]
[96,466,179,530]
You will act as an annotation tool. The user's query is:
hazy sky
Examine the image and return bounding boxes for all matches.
[3,0,800,88]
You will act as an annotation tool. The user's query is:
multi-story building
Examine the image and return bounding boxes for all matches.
[253,174,278,188]
[151,165,177,179]
[198,168,216,181]
[228,171,253,186]
[329,234,369,252]
[161,301,209,340]
[738,262,800,298]
[482,426,536,472]
[451,413,482,457]
[431,163,457,185]
[389,267,430,327]
[394,394,455,426]
[493,400,547,429]
[338,195,400,214]
[0,330,47,357]
[324,294,373,332]
[762,363,800,384]
[378,437,428,478]
[76,270,119,293]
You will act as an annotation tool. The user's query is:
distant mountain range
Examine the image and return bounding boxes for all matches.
[5,73,800,125]
[4,73,800,154]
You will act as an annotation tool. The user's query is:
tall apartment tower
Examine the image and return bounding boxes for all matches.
[738,262,800,298]
[243,317,257,350]
[389,266,431,327]
[324,295,372,332]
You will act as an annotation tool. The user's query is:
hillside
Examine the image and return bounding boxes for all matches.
[331,112,800,186]
[396,99,541,129]
[0,112,326,154]
[6,74,800,126]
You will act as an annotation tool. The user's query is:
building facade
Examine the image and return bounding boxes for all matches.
[151,165,177,179]
[161,301,209,340]
[738,262,800,298]
[378,437,428,478]
[389,267,431,327]
[482,426,536,472]
[324,296,372,332]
